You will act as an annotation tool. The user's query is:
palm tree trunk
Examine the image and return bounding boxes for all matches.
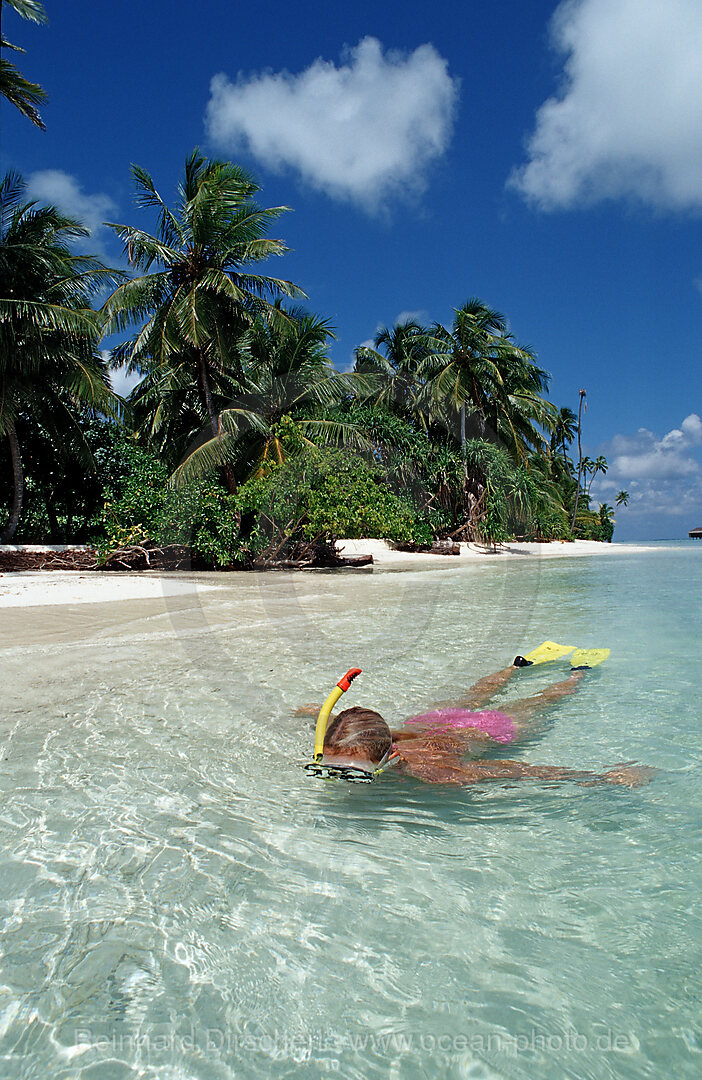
[459,403,466,450]
[570,390,586,532]
[1,420,23,543]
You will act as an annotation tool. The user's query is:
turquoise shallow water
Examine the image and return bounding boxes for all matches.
[1,543,701,1079]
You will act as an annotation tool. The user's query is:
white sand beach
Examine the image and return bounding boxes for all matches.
[336,537,651,565]
[0,539,653,609]
[0,570,225,608]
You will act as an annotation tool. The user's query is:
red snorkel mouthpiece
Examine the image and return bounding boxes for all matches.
[337,668,362,692]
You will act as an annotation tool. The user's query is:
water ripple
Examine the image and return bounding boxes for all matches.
[0,549,700,1078]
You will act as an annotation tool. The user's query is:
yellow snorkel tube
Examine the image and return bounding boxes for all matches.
[313,667,363,761]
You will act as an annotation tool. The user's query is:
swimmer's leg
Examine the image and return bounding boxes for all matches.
[454,665,520,709]
[502,670,586,739]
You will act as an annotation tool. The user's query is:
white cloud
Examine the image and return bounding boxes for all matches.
[26,170,116,237]
[679,413,702,442]
[611,450,698,481]
[509,0,702,211]
[103,350,142,399]
[110,367,142,399]
[591,413,702,514]
[206,37,458,211]
[394,309,429,326]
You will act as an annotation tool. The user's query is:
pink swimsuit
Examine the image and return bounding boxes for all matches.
[404,707,516,743]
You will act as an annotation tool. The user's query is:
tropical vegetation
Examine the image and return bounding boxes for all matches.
[0,172,119,542]
[1,151,619,562]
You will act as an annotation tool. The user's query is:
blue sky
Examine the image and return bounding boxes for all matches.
[6,0,702,539]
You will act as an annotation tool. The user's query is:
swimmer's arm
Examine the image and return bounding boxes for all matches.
[401,757,654,788]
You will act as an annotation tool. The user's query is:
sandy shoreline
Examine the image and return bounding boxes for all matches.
[0,539,656,609]
[336,538,650,564]
[0,571,224,608]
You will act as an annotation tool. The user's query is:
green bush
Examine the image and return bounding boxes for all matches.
[531,506,571,541]
[306,456,426,542]
[91,422,591,565]
[96,443,431,566]
[572,508,603,541]
[236,448,431,552]
[598,504,615,543]
[1,414,133,542]
[97,438,244,566]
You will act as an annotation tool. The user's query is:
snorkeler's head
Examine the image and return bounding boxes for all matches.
[323,707,392,769]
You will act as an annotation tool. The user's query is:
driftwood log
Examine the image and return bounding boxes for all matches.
[0,547,98,572]
[251,539,373,570]
[391,539,461,556]
[0,541,373,573]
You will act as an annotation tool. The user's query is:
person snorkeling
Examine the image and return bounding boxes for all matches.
[300,645,653,788]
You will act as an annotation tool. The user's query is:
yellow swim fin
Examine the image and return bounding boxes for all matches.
[514,640,576,667]
[570,648,610,670]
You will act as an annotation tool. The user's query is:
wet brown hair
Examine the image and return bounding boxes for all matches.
[324,706,392,764]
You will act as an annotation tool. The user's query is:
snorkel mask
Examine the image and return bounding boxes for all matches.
[303,668,400,784]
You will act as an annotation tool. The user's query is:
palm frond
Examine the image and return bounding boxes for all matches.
[104,223,179,271]
[0,57,46,128]
[130,163,185,248]
[0,298,99,337]
[5,1,48,24]
[294,417,372,452]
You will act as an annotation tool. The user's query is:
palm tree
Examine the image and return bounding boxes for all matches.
[354,319,430,425]
[570,389,587,532]
[599,502,615,542]
[134,307,371,487]
[102,150,306,488]
[483,352,556,460]
[586,454,608,496]
[0,171,119,541]
[551,405,578,462]
[580,455,594,499]
[616,490,629,507]
[0,0,47,131]
[421,299,554,460]
[423,299,505,449]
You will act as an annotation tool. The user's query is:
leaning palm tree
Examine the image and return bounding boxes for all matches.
[0,171,119,540]
[0,0,47,130]
[102,150,306,486]
[615,490,629,507]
